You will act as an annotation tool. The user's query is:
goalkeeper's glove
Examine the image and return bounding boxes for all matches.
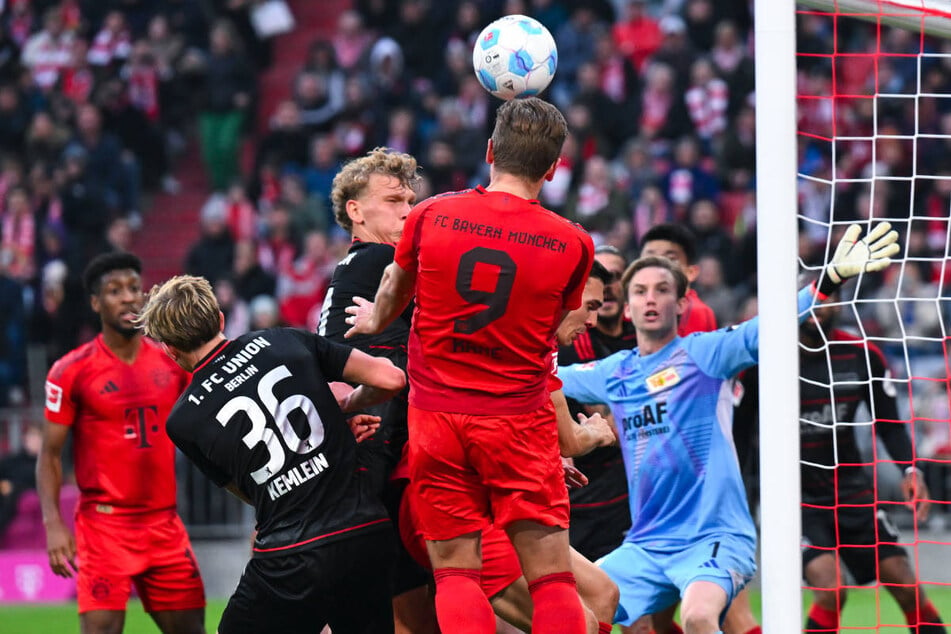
[818,222,900,296]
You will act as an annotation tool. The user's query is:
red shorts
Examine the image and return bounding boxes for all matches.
[75,509,206,613]
[407,402,569,541]
[399,480,522,598]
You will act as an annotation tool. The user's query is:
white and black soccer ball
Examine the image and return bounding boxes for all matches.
[472,14,558,100]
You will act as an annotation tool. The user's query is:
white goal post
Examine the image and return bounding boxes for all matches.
[753,1,802,631]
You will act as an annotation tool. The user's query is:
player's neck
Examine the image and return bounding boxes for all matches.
[102,329,142,363]
[351,227,388,245]
[485,171,542,201]
[182,334,228,373]
[636,329,677,356]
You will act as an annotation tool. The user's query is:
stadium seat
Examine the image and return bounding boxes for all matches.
[0,486,79,550]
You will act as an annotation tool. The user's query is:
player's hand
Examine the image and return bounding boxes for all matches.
[344,296,378,339]
[577,412,617,447]
[901,468,931,522]
[822,222,900,292]
[563,457,588,489]
[45,519,78,578]
[347,414,381,443]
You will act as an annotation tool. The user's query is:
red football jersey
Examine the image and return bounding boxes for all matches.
[678,287,718,336]
[395,186,594,415]
[44,336,190,515]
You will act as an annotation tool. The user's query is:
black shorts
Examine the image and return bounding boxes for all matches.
[357,396,409,496]
[383,478,433,596]
[801,504,907,585]
[219,528,397,634]
[569,500,631,562]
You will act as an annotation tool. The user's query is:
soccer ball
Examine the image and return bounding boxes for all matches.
[472,15,558,100]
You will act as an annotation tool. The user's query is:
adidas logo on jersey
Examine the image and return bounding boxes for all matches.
[100,381,119,394]
[701,559,721,569]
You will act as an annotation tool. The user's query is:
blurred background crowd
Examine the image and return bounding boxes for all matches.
[0,0,950,518]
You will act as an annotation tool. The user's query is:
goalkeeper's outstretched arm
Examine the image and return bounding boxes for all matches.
[815,221,900,298]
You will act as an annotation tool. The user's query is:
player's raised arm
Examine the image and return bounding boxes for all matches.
[337,347,406,412]
[815,221,900,298]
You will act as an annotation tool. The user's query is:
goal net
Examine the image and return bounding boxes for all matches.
[790,0,951,630]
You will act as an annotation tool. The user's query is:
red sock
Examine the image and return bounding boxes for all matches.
[669,623,685,634]
[433,568,495,633]
[598,623,613,634]
[745,628,763,634]
[806,603,840,632]
[904,599,945,630]
[528,572,587,634]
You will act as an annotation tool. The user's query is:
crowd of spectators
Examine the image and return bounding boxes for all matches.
[2,0,950,459]
[0,0,274,407]
[184,0,951,462]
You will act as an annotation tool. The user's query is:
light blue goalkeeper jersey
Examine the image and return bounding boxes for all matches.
[559,287,816,550]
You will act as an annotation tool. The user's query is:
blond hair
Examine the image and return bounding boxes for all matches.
[331,147,420,232]
[136,275,221,352]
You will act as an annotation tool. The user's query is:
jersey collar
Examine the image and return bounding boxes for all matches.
[192,339,232,374]
[475,184,541,205]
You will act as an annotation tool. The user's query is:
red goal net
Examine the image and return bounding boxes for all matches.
[795,1,951,630]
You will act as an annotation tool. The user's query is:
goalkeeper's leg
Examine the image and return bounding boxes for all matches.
[879,554,947,634]
[803,553,844,633]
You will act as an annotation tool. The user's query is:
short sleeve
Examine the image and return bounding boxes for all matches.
[44,363,77,426]
[559,360,610,405]
[312,332,355,382]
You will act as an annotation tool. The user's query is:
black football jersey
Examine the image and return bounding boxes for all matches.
[316,240,413,484]
[737,329,912,507]
[317,240,413,352]
[167,329,389,557]
[798,330,911,505]
[557,323,636,509]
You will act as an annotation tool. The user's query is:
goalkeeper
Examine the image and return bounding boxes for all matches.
[557,223,899,634]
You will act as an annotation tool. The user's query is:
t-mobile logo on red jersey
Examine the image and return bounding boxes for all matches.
[124,405,159,449]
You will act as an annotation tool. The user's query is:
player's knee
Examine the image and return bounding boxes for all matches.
[813,587,847,611]
[680,602,719,633]
[680,611,718,634]
[577,569,619,622]
[883,584,919,612]
[80,615,124,634]
[603,578,621,618]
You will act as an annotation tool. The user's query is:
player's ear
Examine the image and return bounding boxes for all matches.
[684,263,699,284]
[675,295,688,316]
[485,139,494,165]
[543,158,559,182]
[160,341,178,363]
[89,292,101,315]
[345,198,363,225]
[219,311,226,333]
